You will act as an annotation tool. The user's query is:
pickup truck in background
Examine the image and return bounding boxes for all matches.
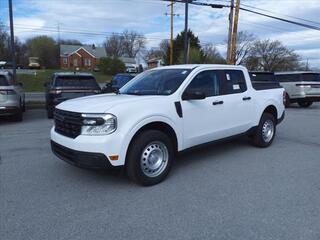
[275,71,320,108]
[51,64,285,186]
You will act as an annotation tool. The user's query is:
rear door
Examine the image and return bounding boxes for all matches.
[0,75,9,103]
[220,70,256,134]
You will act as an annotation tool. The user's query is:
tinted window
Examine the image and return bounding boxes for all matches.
[276,74,301,82]
[185,70,220,97]
[113,74,134,88]
[0,76,9,86]
[224,70,247,94]
[249,72,276,82]
[54,76,99,88]
[120,69,192,95]
[302,73,320,82]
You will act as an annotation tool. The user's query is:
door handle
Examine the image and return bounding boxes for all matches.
[212,100,224,105]
[242,97,251,101]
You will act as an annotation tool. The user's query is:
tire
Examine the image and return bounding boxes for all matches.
[22,99,26,112]
[298,101,313,108]
[284,93,291,108]
[126,130,174,186]
[47,108,54,119]
[252,113,276,148]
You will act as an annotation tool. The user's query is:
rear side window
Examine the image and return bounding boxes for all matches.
[276,74,301,82]
[54,76,99,88]
[224,70,247,94]
[185,70,221,97]
[301,73,320,82]
[0,76,9,86]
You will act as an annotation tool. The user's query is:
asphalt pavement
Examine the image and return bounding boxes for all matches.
[0,104,319,240]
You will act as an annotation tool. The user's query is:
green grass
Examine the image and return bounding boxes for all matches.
[17,69,112,92]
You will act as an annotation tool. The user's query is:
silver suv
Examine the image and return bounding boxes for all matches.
[275,72,320,108]
[0,71,25,121]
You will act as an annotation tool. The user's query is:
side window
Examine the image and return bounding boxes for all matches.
[224,70,247,94]
[185,70,220,97]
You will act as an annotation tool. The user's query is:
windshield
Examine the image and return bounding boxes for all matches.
[54,76,100,89]
[0,76,9,86]
[302,73,320,82]
[120,68,192,95]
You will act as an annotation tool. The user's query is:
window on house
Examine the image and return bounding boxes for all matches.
[84,58,91,66]
[63,58,68,65]
[73,59,78,67]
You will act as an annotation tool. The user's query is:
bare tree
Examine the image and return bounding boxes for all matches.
[235,31,256,65]
[243,39,302,71]
[122,30,146,58]
[104,33,124,57]
[201,44,226,63]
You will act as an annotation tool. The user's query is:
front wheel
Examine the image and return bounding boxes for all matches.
[298,101,313,108]
[252,113,276,148]
[126,130,174,186]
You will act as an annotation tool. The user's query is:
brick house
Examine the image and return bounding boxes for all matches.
[60,44,107,71]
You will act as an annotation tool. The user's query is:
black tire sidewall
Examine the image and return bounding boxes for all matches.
[253,113,276,148]
[126,130,174,186]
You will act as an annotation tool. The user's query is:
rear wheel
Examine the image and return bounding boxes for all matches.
[252,113,276,148]
[298,101,313,108]
[284,93,291,108]
[126,130,174,186]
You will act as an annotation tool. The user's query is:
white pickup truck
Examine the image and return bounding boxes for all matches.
[51,64,285,185]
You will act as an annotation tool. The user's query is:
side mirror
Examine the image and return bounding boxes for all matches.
[182,90,206,100]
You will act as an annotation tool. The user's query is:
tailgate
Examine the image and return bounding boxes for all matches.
[296,82,320,96]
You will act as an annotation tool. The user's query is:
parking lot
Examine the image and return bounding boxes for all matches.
[0,104,319,240]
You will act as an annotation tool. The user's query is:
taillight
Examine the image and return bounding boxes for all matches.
[0,89,16,95]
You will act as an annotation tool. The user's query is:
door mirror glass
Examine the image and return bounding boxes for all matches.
[182,90,206,100]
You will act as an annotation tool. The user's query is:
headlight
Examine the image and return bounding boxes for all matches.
[81,113,117,135]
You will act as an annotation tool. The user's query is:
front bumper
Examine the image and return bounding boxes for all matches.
[0,106,20,116]
[51,141,114,169]
[50,127,126,167]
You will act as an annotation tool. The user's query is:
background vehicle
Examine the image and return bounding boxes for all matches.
[0,71,25,121]
[0,61,24,69]
[28,57,40,69]
[51,64,285,186]
[102,73,135,93]
[44,72,101,118]
[275,72,320,107]
[126,64,137,73]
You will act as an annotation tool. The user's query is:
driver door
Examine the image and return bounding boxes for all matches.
[181,70,226,148]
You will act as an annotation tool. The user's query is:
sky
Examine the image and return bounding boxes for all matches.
[0,0,320,68]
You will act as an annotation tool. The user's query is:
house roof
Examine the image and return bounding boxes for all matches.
[60,44,107,58]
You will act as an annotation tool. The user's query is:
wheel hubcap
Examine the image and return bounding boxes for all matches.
[140,141,169,177]
[262,119,274,143]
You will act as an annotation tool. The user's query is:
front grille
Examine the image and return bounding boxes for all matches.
[54,109,82,138]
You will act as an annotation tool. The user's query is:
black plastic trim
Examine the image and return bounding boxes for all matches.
[174,101,183,118]
[51,141,114,169]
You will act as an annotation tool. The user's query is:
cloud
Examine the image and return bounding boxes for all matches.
[1,0,320,68]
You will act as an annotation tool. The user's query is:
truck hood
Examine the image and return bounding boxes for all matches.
[56,93,161,113]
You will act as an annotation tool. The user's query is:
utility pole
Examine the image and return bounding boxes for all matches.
[227,0,234,64]
[8,0,16,81]
[165,1,178,65]
[184,0,189,64]
[230,0,240,65]
[57,22,61,45]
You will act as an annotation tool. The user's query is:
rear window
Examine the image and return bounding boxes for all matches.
[301,73,320,82]
[0,76,9,86]
[224,70,247,94]
[54,76,99,88]
[250,72,276,82]
[276,74,301,82]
